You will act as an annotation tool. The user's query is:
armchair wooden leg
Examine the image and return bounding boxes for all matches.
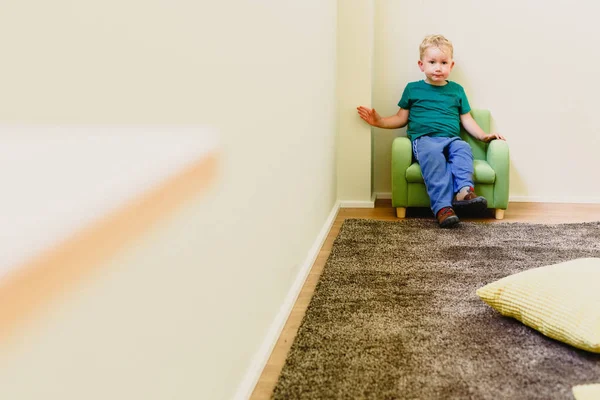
[396,207,406,218]
[495,209,505,220]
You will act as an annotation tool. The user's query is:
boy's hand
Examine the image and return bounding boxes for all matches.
[482,132,505,143]
[356,106,382,127]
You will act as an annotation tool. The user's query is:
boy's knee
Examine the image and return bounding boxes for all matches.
[452,140,473,157]
[419,150,446,167]
[454,140,470,151]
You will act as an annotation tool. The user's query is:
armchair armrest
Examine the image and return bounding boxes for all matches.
[391,137,413,207]
[486,139,510,209]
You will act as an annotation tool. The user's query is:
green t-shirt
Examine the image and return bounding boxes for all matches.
[398,80,471,141]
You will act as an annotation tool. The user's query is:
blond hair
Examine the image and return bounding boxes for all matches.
[419,34,454,59]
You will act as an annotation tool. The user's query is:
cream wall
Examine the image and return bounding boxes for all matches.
[372,0,600,203]
[336,0,374,205]
[0,1,338,400]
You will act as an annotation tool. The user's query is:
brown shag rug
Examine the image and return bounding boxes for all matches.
[272,219,600,399]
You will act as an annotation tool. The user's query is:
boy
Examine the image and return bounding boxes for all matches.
[357,34,505,228]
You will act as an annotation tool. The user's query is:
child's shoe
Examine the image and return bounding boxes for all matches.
[436,207,459,228]
[452,186,487,213]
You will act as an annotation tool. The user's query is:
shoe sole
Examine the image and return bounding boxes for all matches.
[439,215,460,228]
[452,196,488,213]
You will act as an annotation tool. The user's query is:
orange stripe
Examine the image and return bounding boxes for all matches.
[0,152,218,345]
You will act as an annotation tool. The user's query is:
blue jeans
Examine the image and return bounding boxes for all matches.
[412,136,474,216]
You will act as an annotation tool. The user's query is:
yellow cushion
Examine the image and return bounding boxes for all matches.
[573,384,600,400]
[476,258,600,353]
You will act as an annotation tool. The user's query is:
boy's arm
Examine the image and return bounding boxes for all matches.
[460,113,505,142]
[357,107,409,129]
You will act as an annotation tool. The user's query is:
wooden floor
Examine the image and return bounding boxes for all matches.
[249,200,600,399]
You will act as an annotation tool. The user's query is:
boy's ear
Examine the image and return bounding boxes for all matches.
[418,60,424,72]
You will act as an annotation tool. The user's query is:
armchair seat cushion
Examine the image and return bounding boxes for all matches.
[473,160,496,184]
[405,159,496,184]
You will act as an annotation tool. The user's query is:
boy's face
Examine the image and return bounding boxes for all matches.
[418,46,454,86]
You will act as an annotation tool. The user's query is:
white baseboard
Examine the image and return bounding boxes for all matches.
[509,196,600,204]
[233,200,342,400]
[339,199,375,208]
[339,201,375,208]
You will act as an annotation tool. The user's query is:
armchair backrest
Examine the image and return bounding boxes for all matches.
[460,109,490,160]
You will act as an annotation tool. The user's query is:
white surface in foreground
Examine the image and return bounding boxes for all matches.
[0,125,218,277]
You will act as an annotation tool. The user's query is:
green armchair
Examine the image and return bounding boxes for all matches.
[391,109,509,220]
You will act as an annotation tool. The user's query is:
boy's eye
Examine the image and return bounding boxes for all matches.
[442,62,447,65]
